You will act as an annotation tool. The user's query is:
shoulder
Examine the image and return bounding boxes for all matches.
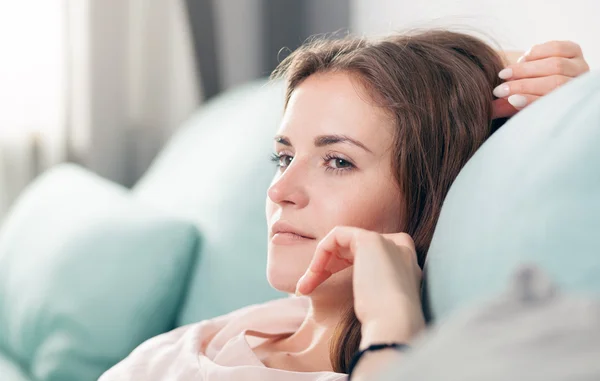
[99,297,310,380]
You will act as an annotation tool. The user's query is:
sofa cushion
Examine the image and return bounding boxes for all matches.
[0,164,199,381]
[0,349,31,381]
[133,79,286,325]
[425,70,600,321]
[379,266,600,381]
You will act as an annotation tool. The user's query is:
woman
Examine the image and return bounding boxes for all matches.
[99,30,589,381]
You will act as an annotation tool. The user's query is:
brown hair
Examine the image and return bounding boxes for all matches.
[271,29,506,373]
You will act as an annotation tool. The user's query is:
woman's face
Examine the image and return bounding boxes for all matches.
[265,72,404,295]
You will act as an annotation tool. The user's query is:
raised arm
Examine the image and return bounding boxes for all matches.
[296,227,424,381]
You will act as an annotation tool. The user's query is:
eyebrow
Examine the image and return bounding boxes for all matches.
[274,134,373,154]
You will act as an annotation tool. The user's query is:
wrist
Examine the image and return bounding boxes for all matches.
[360,311,424,350]
[348,343,409,380]
[360,319,413,350]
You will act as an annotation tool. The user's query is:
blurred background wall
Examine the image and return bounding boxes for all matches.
[0,0,597,220]
[352,0,599,65]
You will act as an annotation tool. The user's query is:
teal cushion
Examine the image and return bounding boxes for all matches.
[0,350,31,381]
[425,70,600,321]
[133,79,285,324]
[0,164,199,381]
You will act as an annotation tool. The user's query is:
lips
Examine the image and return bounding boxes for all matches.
[270,221,315,241]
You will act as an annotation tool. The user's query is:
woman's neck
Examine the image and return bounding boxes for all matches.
[263,292,352,372]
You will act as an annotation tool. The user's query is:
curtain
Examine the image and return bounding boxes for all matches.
[0,0,201,220]
[66,0,201,186]
[0,0,66,218]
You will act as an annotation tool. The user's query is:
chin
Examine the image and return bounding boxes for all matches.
[266,248,355,300]
[266,244,312,293]
[267,273,297,294]
[266,258,305,293]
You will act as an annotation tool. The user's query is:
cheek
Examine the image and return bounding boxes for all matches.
[315,180,403,234]
[264,174,403,294]
[265,197,274,223]
[265,193,281,230]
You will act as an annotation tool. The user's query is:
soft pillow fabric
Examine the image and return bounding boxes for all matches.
[133,79,286,325]
[378,266,600,381]
[0,349,31,381]
[0,164,199,381]
[425,70,600,321]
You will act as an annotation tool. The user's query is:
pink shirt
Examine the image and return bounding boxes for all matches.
[99,297,347,381]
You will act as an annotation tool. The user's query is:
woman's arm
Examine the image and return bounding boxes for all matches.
[350,348,403,381]
[349,319,417,381]
[295,228,424,380]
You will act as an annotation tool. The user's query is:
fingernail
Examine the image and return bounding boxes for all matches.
[493,84,510,98]
[295,274,307,296]
[508,94,528,108]
[517,48,531,63]
[295,282,306,296]
[498,68,513,79]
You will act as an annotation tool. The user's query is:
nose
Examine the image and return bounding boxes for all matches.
[267,160,309,208]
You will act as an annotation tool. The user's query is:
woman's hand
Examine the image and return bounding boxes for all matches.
[492,41,590,119]
[296,226,425,344]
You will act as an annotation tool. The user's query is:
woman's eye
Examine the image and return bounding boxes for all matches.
[281,155,293,167]
[327,157,352,169]
[271,154,292,168]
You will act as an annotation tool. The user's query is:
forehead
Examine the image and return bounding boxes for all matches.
[279,72,394,150]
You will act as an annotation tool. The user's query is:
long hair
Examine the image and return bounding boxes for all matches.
[271,30,505,373]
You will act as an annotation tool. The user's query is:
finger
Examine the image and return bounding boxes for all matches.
[296,227,358,294]
[296,248,351,295]
[499,57,584,80]
[492,98,518,119]
[520,41,583,62]
[296,268,333,295]
[506,94,540,110]
[493,75,571,98]
[381,232,416,253]
[309,226,357,275]
[296,247,339,296]
[492,94,542,119]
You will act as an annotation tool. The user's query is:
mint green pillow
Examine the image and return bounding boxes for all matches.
[0,350,31,381]
[133,79,286,324]
[425,71,600,321]
[0,164,199,381]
